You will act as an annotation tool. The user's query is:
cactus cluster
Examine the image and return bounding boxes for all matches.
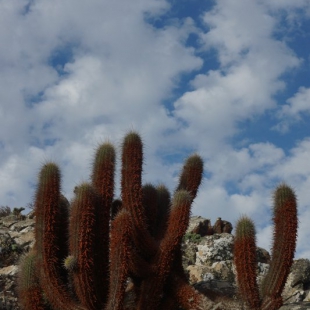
[234,184,298,310]
[17,130,298,310]
[17,131,220,310]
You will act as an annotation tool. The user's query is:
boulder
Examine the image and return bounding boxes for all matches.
[186,215,213,236]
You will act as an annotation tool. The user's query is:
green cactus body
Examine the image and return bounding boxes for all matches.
[234,216,260,310]
[91,142,116,306]
[261,184,298,310]
[68,183,99,310]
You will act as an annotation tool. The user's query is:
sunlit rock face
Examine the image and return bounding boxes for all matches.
[1,214,310,309]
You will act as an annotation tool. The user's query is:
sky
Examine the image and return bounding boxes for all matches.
[0,0,310,259]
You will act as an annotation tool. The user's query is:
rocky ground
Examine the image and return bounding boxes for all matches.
[1,214,310,309]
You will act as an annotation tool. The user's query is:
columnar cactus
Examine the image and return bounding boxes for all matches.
[68,183,100,310]
[234,216,261,310]
[234,183,298,310]
[17,250,46,310]
[18,131,298,310]
[18,131,222,310]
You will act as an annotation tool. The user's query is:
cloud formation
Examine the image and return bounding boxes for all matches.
[0,0,309,258]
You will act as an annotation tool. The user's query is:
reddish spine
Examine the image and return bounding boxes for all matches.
[176,154,203,201]
[18,251,46,310]
[91,142,116,306]
[261,183,298,310]
[34,163,85,310]
[137,190,192,310]
[69,183,99,310]
[234,216,260,310]
[105,209,132,310]
[121,131,157,256]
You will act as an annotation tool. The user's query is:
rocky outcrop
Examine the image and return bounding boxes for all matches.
[183,216,310,310]
[186,215,233,236]
[1,214,310,309]
[0,215,34,309]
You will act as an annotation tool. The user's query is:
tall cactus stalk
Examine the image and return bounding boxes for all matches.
[176,154,203,201]
[260,183,298,310]
[17,251,46,310]
[121,131,157,257]
[33,163,85,310]
[234,183,298,310]
[68,183,99,310]
[91,142,116,306]
[137,190,192,310]
[234,216,260,310]
[105,209,132,310]
[19,131,298,310]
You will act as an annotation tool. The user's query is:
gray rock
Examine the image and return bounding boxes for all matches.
[1,215,310,310]
[186,215,213,236]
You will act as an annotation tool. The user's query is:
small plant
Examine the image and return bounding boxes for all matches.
[183,232,202,243]
[0,206,11,218]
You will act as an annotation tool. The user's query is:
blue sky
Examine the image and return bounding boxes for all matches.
[0,0,310,259]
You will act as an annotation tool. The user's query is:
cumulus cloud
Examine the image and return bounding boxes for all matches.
[275,87,310,132]
[0,0,309,260]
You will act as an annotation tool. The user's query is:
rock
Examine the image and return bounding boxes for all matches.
[279,302,310,309]
[181,238,197,267]
[211,217,233,234]
[186,216,233,236]
[213,217,223,234]
[186,215,213,236]
[282,259,310,304]
[290,259,310,288]
[222,220,233,233]
[256,246,271,264]
[1,214,310,309]
[196,233,234,265]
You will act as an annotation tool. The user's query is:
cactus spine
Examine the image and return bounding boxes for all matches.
[234,216,260,310]
[17,251,46,310]
[91,142,115,307]
[260,183,298,310]
[68,183,99,310]
[19,131,298,310]
[19,132,222,310]
[33,163,85,310]
[234,183,298,310]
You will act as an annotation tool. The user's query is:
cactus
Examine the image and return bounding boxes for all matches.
[234,216,261,310]
[260,183,298,310]
[18,131,297,310]
[234,183,298,310]
[136,190,193,310]
[91,142,116,307]
[33,162,84,310]
[17,251,46,310]
[18,131,222,310]
[68,183,100,310]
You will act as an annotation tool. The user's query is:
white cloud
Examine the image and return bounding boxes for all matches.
[0,0,309,261]
[172,0,300,155]
[275,87,310,132]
